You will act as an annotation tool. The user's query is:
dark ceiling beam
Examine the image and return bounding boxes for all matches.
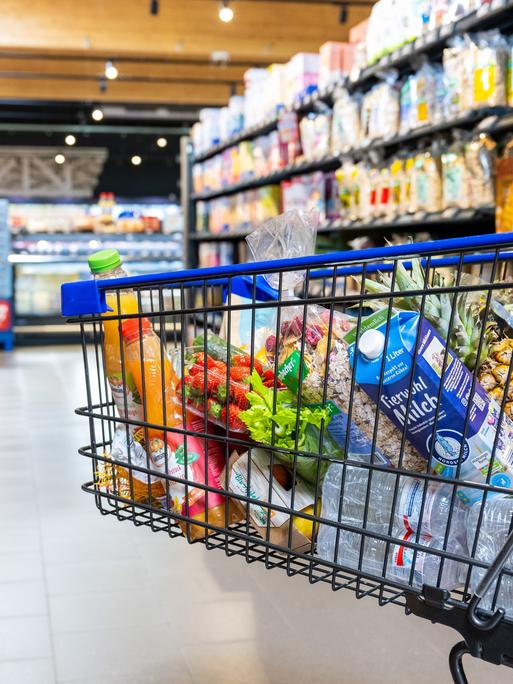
[0,51,269,68]
[0,71,241,87]
[0,122,190,135]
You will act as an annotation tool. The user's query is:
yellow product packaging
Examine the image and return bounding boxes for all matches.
[496,141,513,234]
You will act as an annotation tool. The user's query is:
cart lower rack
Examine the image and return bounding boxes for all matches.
[62,232,513,683]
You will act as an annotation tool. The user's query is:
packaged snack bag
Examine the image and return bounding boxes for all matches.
[227,448,320,551]
[272,305,422,472]
[164,420,243,540]
[465,133,496,208]
[496,137,513,233]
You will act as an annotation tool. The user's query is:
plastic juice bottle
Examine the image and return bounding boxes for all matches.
[88,249,142,421]
[121,317,181,437]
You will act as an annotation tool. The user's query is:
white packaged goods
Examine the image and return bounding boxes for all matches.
[285,53,319,106]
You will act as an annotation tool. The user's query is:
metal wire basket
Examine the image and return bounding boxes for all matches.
[62,232,513,683]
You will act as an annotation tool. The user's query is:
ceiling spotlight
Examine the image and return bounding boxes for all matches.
[54,154,66,164]
[219,0,234,23]
[131,155,142,166]
[65,134,76,146]
[105,60,118,80]
[92,108,104,121]
[156,137,168,148]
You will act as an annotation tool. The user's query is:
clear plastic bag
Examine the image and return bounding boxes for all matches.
[246,209,319,292]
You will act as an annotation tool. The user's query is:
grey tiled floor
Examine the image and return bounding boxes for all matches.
[0,346,511,684]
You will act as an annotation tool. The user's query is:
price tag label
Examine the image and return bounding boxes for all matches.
[477,115,498,131]
[441,207,458,219]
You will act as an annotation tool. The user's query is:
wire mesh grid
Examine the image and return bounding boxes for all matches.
[68,236,513,624]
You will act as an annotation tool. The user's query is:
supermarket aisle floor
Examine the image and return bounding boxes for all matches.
[0,346,511,684]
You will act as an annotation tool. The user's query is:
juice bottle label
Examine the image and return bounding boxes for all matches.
[108,370,144,422]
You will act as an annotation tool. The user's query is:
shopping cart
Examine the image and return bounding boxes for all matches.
[62,232,513,683]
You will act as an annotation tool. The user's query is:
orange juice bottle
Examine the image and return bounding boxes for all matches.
[88,249,142,421]
[121,317,181,437]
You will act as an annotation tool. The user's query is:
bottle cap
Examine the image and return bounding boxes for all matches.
[358,329,385,360]
[88,249,121,274]
[121,317,151,342]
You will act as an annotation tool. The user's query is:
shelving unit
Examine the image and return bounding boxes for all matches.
[183,0,513,269]
[10,202,184,343]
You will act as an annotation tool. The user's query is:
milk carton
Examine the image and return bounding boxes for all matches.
[344,309,513,504]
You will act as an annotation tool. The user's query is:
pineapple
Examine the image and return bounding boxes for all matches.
[364,258,494,370]
[478,339,513,419]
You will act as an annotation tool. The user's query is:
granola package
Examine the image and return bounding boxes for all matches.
[271,306,425,472]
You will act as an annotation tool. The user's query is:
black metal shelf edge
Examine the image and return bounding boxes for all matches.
[193,116,279,164]
[189,208,495,242]
[191,156,342,201]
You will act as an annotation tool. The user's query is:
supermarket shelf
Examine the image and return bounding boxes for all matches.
[311,0,513,96]
[193,116,279,163]
[335,207,496,232]
[345,107,513,157]
[191,107,513,203]
[191,155,342,201]
[189,207,495,243]
[190,0,513,169]
[12,231,183,241]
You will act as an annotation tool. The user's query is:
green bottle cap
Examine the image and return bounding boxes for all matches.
[88,249,122,274]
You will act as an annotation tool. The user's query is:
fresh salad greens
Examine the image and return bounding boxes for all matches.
[238,371,343,483]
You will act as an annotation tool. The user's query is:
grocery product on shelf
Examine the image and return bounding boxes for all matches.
[285,52,319,106]
[331,88,361,152]
[496,136,513,233]
[466,132,497,207]
[442,137,471,209]
[360,78,400,144]
[319,41,354,92]
[299,112,331,160]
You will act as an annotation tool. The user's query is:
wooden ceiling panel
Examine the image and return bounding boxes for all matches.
[0,76,242,105]
[0,0,373,105]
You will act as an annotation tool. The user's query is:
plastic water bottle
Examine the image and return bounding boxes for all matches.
[317,462,468,590]
[320,462,468,538]
[466,495,513,615]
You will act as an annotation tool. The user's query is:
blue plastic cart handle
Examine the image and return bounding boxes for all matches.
[61,232,513,316]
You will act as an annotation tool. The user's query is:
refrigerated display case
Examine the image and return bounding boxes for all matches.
[8,200,184,341]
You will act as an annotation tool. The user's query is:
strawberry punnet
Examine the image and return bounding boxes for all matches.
[221,404,246,431]
[230,366,251,382]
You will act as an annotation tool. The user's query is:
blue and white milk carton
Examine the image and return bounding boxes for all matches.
[344,308,513,505]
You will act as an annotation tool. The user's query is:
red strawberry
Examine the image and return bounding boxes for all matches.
[263,368,275,382]
[221,404,246,431]
[231,384,249,410]
[230,366,251,382]
[190,373,207,394]
[231,354,264,374]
